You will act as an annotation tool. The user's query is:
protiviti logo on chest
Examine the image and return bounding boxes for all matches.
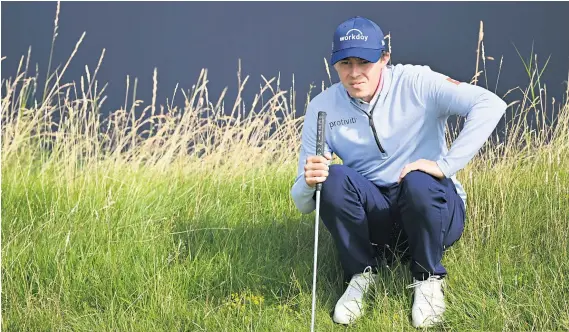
[329,117,357,130]
[339,29,369,42]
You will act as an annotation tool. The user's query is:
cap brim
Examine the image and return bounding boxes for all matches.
[331,48,382,65]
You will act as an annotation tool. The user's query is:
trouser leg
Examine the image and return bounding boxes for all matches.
[397,171,466,280]
[319,165,393,279]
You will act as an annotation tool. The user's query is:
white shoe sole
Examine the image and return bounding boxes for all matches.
[332,309,360,325]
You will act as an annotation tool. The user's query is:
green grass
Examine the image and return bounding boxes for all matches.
[2,6,569,331]
[2,151,568,331]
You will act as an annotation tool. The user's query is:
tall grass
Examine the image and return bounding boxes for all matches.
[2,6,569,331]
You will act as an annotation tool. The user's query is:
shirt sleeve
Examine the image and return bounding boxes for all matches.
[290,102,333,214]
[415,66,507,178]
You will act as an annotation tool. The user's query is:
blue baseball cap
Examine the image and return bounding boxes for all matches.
[331,16,386,65]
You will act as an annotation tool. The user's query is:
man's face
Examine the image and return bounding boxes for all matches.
[333,55,389,102]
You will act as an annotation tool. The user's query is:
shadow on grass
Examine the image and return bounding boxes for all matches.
[168,215,417,319]
[169,217,337,308]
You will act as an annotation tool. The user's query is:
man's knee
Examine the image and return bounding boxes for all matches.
[321,164,349,195]
[318,165,370,233]
[399,170,441,212]
[320,164,358,210]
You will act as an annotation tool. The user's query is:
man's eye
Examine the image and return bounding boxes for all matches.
[360,60,370,64]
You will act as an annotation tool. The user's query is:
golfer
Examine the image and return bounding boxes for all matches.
[291,16,506,328]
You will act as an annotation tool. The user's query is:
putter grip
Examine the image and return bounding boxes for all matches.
[315,111,327,191]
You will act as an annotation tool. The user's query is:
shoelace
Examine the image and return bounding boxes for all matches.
[344,266,374,299]
[406,275,445,309]
[405,275,442,290]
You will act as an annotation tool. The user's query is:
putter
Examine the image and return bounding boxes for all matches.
[310,111,326,332]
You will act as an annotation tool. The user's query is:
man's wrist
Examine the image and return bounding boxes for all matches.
[435,159,450,178]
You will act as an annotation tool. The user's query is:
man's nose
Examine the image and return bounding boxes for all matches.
[349,64,360,78]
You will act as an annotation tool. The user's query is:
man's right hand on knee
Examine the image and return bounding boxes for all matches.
[304,152,332,188]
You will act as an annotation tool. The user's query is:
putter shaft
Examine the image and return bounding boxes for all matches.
[310,191,321,332]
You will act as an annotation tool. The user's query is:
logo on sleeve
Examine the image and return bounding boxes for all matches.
[446,77,461,85]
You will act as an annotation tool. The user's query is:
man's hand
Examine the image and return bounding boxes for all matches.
[398,159,445,183]
[304,152,332,188]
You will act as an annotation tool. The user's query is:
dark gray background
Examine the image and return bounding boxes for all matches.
[2,1,569,117]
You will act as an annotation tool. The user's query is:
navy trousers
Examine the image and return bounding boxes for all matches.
[319,165,465,281]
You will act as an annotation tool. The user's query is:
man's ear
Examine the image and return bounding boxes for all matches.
[381,51,391,64]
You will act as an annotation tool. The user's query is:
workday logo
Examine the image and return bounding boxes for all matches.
[339,29,369,42]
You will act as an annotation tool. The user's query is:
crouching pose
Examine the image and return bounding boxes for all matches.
[290,16,506,328]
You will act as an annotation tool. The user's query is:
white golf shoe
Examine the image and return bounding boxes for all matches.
[332,266,376,325]
[408,275,446,328]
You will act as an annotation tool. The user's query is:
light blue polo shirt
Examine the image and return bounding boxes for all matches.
[291,63,507,214]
